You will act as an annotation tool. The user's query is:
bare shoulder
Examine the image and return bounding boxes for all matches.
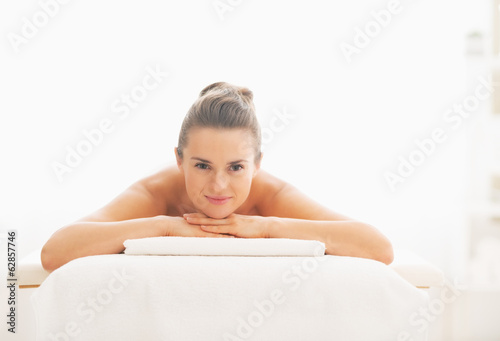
[79,164,182,222]
[136,164,181,196]
[250,169,288,214]
[252,169,288,195]
[253,169,350,221]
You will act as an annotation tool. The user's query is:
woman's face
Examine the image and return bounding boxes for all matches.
[175,127,261,219]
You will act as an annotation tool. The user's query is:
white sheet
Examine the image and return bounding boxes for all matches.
[123,236,326,256]
[31,255,429,341]
[391,249,445,288]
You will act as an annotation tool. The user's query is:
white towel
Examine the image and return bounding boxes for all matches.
[123,236,325,256]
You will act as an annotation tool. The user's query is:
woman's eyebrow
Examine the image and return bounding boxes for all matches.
[191,157,248,165]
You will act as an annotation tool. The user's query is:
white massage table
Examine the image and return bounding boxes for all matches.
[13,244,444,341]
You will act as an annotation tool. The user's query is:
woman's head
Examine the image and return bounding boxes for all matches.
[175,82,263,218]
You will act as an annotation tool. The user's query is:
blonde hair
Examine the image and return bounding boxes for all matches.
[177,82,262,164]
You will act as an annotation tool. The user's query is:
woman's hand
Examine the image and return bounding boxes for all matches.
[163,216,234,238]
[182,213,270,238]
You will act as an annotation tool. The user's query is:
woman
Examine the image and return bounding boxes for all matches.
[41,82,393,272]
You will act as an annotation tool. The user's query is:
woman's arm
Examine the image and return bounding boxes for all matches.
[40,177,168,272]
[41,216,165,273]
[260,183,394,264]
[265,217,393,264]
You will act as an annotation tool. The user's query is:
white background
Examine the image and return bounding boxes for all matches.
[0,0,497,339]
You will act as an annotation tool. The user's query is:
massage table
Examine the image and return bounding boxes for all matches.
[11,239,444,341]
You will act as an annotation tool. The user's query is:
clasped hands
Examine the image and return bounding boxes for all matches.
[182,212,270,239]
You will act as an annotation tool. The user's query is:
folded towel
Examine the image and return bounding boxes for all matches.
[123,237,325,256]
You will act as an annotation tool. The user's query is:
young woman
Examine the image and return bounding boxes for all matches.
[41,82,393,272]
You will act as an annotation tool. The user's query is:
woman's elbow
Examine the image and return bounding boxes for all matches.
[40,243,62,273]
[375,238,394,265]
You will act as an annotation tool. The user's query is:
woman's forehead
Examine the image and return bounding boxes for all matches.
[185,127,255,159]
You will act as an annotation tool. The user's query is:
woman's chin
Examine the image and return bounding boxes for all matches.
[202,209,232,219]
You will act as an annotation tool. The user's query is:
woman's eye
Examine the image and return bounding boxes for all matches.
[230,164,243,172]
[195,163,209,170]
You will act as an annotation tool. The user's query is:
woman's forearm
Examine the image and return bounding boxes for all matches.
[266,217,394,264]
[41,216,166,272]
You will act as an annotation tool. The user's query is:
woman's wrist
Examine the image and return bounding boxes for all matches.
[263,216,280,238]
[153,215,171,236]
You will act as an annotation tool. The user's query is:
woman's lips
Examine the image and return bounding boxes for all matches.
[205,195,231,205]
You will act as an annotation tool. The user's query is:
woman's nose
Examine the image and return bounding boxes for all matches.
[211,171,229,191]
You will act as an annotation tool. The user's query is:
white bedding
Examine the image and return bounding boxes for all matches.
[31,254,429,341]
[123,236,325,256]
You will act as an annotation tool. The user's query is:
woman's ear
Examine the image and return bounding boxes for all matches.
[253,152,263,177]
[174,147,184,173]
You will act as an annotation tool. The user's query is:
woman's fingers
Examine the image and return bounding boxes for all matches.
[201,231,232,237]
[182,213,238,236]
[189,224,231,237]
[200,224,232,234]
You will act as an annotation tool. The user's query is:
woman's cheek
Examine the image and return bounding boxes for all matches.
[186,176,205,207]
[235,178,252,202]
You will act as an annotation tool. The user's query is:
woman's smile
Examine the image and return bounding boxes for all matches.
[205,195,232,205]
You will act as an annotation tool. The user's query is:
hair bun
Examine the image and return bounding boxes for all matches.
[199,82,227,97]
[239,87,253,100]
[199,82,253,101]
